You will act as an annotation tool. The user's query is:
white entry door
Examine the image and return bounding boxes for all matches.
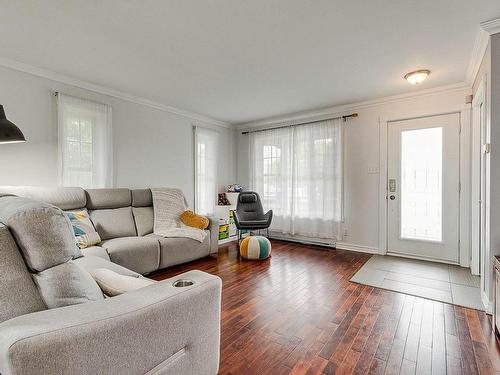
[387,113,460,263]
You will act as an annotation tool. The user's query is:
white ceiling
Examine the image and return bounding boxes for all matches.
[0,1,499,124]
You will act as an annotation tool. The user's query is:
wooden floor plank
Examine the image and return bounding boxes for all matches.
[151,240,499,375]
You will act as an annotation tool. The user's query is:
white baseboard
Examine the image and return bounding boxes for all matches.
[335,242,379,254]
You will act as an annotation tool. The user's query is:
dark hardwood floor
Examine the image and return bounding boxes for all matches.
[152,240,500,374]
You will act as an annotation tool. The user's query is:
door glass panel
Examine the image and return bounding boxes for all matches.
[400,127,443,241]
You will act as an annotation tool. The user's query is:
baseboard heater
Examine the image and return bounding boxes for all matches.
[264,232,336,248]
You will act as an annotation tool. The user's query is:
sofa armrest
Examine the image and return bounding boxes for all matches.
[207,216,219,255]
[0,270,221,375]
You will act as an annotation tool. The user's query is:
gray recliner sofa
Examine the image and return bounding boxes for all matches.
[0,194,222,374]
[0,186,219,275]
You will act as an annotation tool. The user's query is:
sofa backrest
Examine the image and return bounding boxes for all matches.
[131,189,154,236]
[0,223,46,323]
[0,186,86,210]
[85,189,137,240]
[0,186,156,239]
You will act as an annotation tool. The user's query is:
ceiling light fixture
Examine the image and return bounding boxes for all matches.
[404,69,430,85]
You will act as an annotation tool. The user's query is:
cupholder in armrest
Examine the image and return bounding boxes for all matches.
[172,279,194,287]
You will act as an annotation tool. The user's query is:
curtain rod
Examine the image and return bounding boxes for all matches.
[241,113,358,135]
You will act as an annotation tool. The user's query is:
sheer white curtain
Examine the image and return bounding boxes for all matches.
[195,126,219,215]
[250,118,343,240]
[57,94,113,188]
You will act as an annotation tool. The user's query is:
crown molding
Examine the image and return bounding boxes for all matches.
[0,56,232,128]
[236,82,470,130]
[466,27,490,85]
[481,17,500,35]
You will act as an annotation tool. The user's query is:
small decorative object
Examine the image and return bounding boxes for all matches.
[227,184,243,193]
[240,236,272,260]
[180,210,209,229]
[218,193,231,206]
[0,105,26,144]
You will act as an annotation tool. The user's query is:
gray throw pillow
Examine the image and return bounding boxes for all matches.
[0,196,80,271]
[33,262,104,308]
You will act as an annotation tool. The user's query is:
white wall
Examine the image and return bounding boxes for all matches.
[0,66,237,206]
[237,86,471,252]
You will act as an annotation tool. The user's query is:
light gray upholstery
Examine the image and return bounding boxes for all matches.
[90,207,137,240]
[74,255,141,278]
[0,196,77,272]
[33,261,104,308]
[2,186,219,274]
[85,188,132,209]
[0,271,222,375]
[133,206,154,236]
[101,237,160,275]
[0,224,46,324]
[0,196,105,310]
[147,233,211,269]
[90,268,157,296]
[132,188,153,207]
[208,217,219,255]
[0,186,86,210]
[81,245,110,261]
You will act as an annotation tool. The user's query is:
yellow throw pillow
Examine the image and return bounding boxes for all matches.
[180,210,209,230]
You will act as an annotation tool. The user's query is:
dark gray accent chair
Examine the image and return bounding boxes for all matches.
[233,191,273,241]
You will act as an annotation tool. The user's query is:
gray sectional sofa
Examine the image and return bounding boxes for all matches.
[0,192,222,374]
[0,186,219,275]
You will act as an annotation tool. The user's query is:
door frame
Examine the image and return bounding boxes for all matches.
[470,75,492,311]
[378,105,471,266]
[471,76,487,276]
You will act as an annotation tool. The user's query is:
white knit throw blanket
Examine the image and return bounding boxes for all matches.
[151,188,207,243]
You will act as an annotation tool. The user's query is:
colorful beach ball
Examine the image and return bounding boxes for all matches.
[240,236,272,260]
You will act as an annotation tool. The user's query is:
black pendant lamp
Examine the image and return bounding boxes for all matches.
[0,105,25,144]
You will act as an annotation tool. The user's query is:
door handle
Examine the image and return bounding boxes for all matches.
[390,195,396,200]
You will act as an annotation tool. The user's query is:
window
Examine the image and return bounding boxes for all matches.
[400,127,443,241]
[57,94,113,188]
[195,126,219,215]
[250,118,343,240]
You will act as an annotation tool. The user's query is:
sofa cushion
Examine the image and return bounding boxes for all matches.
[0,224,46,323]
[74,254,141,278]
[65,209,101,249]
[131,189,152,207]
[90,268,156,296]
[32,261,104,308]
[132,206,154,236]
[0,186,86,210]
[0,196,79,272]
[100,237,160,275]
[81,246,110,261]
[89,207,137,240]
[85,188,131,209]
[146,233,210,269]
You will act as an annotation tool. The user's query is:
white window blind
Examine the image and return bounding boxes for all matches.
[195,126,219,215]
[249,118,343,240]
[57,94,113,188]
